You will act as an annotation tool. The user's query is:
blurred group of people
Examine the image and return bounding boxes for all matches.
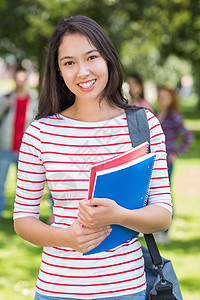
[126,72,193,243]
[0,67,193,245]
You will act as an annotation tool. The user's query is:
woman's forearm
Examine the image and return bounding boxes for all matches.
[14,216,111,253]
[14,217,69,247]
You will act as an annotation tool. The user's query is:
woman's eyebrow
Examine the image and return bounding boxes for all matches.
[60,56,73,61]
[60,49,99,62]
[86,49,99,55]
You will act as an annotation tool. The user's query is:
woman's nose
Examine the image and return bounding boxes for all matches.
[77,62,90,78]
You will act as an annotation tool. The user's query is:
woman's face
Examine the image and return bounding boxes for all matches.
[127,77,142,98]
[157,89,172,110]
[15,71,27,89]
[58,33,109,103]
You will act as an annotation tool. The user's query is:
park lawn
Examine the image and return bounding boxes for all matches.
[139,157,200,300]
[0,165,51,300]
[158,158,200,300]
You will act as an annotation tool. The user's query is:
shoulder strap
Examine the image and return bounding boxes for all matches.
[125,107,164,268]
[125,107,150,148]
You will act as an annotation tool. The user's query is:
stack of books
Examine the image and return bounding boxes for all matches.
[84,142,156,255]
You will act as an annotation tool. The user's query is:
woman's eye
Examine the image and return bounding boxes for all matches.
[64,61,74,66]
[88,55,97,61]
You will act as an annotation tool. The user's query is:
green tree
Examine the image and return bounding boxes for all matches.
[0,0,199,107]
[151,0,200,107]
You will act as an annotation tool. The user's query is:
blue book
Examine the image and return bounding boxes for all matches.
[84,151,156,255]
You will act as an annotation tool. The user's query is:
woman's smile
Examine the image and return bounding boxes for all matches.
[77,79,96,91]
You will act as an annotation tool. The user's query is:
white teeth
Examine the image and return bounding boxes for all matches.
[78,80,95,89]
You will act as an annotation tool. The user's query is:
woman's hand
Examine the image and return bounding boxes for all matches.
[78,199,172,235]
[68,219,111,253]
[14,216,111,253]
[78,198,120,229]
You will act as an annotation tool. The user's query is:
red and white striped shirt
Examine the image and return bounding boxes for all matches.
[14,110,172,299]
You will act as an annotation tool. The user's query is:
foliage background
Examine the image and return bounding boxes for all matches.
[0,0,200,101]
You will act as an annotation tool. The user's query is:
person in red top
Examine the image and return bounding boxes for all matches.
[0,67,37,218]
[12,73,30,151]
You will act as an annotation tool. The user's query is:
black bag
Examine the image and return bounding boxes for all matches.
[125,108,183,300]
[142,235,183,300]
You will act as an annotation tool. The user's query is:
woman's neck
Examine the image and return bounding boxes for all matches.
[15,86,28,97]
[61,98,124,122]
[132,93,141,101]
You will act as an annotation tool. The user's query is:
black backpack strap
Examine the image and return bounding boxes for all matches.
[125,108,177,297]
[144,234,163,270]
[125,108,150,149]
[125,107,165,272]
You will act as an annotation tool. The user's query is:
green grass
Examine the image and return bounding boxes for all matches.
[155,158,200,299]
[0,97,200,299]
[138,157,200,300]
[0,166,51,300]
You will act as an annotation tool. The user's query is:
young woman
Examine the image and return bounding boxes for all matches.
[157,85,193,183]
[14,16,172,300]
[126,73,152,111]
[155,85,193,244]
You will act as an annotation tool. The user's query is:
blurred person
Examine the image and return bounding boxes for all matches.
[13,16,172,300]
[157,85,193,183]
[127,72,153,111]
[0,67,38,218]
[155,85,193,243]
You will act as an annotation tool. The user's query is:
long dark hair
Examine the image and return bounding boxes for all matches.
[36,15,132,119]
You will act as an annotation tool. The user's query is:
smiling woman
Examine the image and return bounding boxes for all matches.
[13,15,172,300]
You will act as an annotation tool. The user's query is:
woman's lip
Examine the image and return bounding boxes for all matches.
[77,79,96,91]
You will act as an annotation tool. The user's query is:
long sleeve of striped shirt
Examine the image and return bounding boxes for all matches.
[14,123,46,218]
[159,110,193,157]
[13,110,172,299]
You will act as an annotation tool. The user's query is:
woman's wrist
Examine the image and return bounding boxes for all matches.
[114,206,129,226]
